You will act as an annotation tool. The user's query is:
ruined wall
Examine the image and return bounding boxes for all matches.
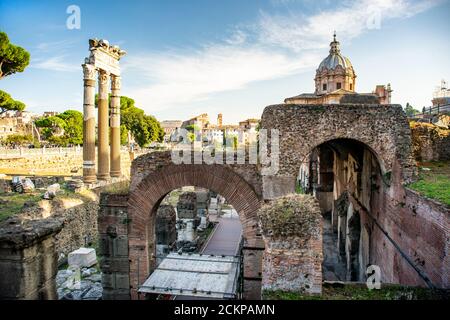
[98,193,131,300]
[261,103,449,290]
[53,195,99,258]
[259,194,323,295]
[156,204,176,246]
[410,122,450,161]
[260,104,417,199]
[368,187,449,288]
[0,150,134,176]
[0,219,63,299]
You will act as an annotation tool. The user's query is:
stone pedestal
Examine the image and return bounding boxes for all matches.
[97,71,110,181]
[68,247,97,268]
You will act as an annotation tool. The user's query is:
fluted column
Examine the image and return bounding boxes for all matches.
[82,64,97,184]
[97,70,110,181]
[110,75,121,177]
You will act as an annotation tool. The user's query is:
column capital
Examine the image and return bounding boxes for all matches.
[82,63,96,81]
[98,70,110,85]
[111,75,121,90]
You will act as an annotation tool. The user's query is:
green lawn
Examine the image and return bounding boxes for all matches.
[408,161,450,206]
[0,192,42,221]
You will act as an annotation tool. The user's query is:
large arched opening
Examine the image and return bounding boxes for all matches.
[297,138,385,282]
[127,163,263,299]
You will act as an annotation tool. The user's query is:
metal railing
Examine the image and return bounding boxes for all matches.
[410,103,450,119]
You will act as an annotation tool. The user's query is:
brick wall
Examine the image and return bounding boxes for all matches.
[98,193,131,300]
[259,194,323,295]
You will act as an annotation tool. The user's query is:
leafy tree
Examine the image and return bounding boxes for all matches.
[34,110,83,145]
[58,110,83,145]
[405,103,420,117]
[35,115,66,140]
[120,124,128,145]
[0,31,30,79]
[0,90,25,114]
[3,134,33,146]
[95,94,164,147]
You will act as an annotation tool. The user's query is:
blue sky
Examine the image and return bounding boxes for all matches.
[1,0,449,124]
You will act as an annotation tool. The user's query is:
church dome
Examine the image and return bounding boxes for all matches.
[317,33,353,72]
[314,33,356,94]
[318,53,353,71]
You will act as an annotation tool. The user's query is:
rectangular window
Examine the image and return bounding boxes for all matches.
[322,83,327,91]
[336,82,341,89]
[350,83,353,90]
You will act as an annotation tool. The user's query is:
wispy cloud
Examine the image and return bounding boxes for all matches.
[257,0,444,52]
[31,39,79,72]
[32,55,79,72]
[123,0,442,113]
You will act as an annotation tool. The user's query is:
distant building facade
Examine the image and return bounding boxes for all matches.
[177,113,259,146]
[160,120,183,142]
[432,79,450,107]
[0,111,38,140]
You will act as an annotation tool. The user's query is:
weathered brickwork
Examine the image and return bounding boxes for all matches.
[98,193,131,300]
[260,104,417,198]
[261,103,448,290]
[259,195,323,295]
[126,151,263,299]
[0,219,63,299]
[368,187,449,288]
[410,122,450,161]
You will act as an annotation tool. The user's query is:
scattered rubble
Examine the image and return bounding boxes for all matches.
[56,266,102,300]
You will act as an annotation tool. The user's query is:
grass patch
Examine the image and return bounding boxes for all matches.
[102,180,130,194]
[408,161,450,206]
[263,283,449,300]
[0,192,42,221]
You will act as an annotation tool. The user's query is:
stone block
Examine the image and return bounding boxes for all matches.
[68,248,97,268]
[262,175,295,200]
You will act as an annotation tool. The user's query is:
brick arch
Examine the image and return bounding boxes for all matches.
[127,162,263,299]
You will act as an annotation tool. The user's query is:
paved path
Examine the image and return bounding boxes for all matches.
[322,216,347,281]
[202,211,242,256]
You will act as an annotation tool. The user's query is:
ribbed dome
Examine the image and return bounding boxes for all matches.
[318,53,353,71]
[317,33,353,72]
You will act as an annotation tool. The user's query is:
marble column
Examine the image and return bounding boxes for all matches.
[110,75,121,177]
[97,70,110,181]
[82,64,97,184]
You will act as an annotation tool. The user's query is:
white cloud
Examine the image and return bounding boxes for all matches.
[257,0,444,52]
[32,56,78,72]
[122,0,442,113]
[125,46,319,111]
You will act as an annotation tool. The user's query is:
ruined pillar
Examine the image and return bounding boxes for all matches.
[0,219,63,300]
[97,70,110,181]
[82,63,97,184]
[110,75,121,178]
[259,194,323,296]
